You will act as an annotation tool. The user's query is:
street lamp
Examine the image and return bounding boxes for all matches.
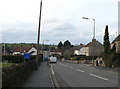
[82,17,96,65]
[82,17,95,39]
[36,0,42,70]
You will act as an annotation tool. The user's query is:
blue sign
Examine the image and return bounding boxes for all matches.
[24,53,30,60]
[44,56,48,61]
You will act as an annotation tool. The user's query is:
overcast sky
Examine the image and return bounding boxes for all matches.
[0,0,119,45]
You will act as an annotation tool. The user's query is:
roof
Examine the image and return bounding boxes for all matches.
[50,49,63,52]
[70,46,82,50]
[112,34,120,43]
[12,46,32,53]
[85,39,102,47]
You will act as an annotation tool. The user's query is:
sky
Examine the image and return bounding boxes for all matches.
[0,0,119,45]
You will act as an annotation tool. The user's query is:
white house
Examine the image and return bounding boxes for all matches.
[12,46,37,55]
[27,47,37,55]
[74,50,80,55]
[79,47,89,56]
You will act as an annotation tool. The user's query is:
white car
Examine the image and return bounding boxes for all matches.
[49,56,57,63]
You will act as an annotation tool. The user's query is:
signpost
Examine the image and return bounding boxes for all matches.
[24,53,30,60]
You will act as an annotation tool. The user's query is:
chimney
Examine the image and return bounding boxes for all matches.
[92,39,96,42]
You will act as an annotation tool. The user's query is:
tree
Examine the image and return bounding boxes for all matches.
[63,40,71,47]
[58,41,63,48]
[103,25,111,67]
[103,25,110,54]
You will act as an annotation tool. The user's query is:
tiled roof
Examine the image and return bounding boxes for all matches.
[85,39,102,47]
[12,46,32,53]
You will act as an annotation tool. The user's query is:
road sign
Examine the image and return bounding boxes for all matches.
[24,53,30,60]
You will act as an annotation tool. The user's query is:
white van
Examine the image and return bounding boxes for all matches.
[49,56,57,63]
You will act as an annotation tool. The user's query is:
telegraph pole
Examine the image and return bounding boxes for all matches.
[4,38,5,55]
[36,0,42,69]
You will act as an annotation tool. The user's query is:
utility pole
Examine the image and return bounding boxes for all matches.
[36,0,42,69]
[4,38,5,55]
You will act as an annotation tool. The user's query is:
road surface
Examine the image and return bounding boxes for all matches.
[51,61,118,87]
[22,61,119,88]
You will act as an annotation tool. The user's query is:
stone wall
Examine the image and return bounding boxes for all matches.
[2,60,41,87]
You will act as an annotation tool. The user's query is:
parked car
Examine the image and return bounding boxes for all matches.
[49,56,57,63]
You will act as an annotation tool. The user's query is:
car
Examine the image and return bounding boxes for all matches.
[49,56,57,63]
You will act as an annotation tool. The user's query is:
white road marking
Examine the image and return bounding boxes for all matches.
[89,73,108,81]
[51,65,55,75]
[76,69,85,72]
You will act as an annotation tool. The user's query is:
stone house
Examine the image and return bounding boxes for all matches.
[79,39,104,56]
[111,34,120,53]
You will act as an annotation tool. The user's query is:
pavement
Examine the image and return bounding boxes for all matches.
[22,61,54,88]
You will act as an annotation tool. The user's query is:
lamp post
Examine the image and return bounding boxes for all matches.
[82,17,96,65]
[82,17,95,39]
[36,0,42,69]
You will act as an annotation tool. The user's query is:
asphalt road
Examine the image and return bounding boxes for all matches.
[51,61,119,87]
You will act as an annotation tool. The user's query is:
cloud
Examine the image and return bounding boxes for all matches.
[54,23,76,31]
[2,22,37,43]
[0,0,118,45]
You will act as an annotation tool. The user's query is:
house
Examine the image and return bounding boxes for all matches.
[111,34,120,53]
[12,46,37,55]
[50,49,63,55]
[79,39,104,56]
[73,46,83,55]
[79,47,89,56]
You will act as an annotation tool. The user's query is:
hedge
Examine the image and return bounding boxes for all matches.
[70,55,98,60]
[2,54,43,63]
[2,60,38,87]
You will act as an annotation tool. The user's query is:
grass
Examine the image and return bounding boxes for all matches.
[0,62,16,68]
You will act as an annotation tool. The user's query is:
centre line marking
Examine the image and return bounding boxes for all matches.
[89,73,108,81]
[51,65,55,75]
[76,69,85,72]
